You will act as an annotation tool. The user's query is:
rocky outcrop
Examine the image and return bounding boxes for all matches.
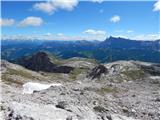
[137,63,160,76]
[18,51,74,73]
[88,65,108,79]
[88,61,160,80]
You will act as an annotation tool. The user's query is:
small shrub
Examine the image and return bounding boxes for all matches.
[96,86,119,95]
[93,106,108,113]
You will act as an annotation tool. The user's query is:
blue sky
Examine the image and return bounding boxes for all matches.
[1,0,160,41]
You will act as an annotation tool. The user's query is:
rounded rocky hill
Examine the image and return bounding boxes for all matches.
[18,51,74,73]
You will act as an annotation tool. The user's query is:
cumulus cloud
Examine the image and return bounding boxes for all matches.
[53,0,78,10]
[33,0,78,15]
[0,18,15,26]
[110,15,120,23]
[18,17,43,27]
[153,0,160,11]
[33,2,56,14]
[84,29,106,36]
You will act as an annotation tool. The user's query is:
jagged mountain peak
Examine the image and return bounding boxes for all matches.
[106,36,129,41]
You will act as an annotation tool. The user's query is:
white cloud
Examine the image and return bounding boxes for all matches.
[110,15,120,23]
[33,0,78,15]
[91,0,104,3]
[153,0,160,11]
[52,0,78,10]
[18,17,43,27]
[132,34,160,41]
[1,35,37,40]
[44,33,52,36]
[2,33,160,41]
[1,32,106,41]
[112,34,160,41]
[33,2,56,15]
[127,30,134,33]
[57,33,64,36]
[84,29,106,36]
[0,18,15,26]
[115,30,134,33]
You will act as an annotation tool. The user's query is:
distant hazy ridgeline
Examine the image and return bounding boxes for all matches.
[2,36,160,63]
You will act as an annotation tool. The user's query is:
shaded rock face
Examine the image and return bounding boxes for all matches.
[18,52,74,73]
[88,65,108,79]
[137,64,160,76]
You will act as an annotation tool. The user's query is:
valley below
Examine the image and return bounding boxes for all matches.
[1,52,160,120]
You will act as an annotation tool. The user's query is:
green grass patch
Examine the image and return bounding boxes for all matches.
[1,68,37,85]
[96,86,119,95]
[121,69,145,80]
[49,55,64,65]
[66,57,97,64]
[69,68,88,80]
[6,68,35,79]
[1,74,24,85]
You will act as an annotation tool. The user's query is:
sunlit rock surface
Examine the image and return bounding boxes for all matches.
[1,60,160,120]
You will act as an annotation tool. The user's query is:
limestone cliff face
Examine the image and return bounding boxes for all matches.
[18,51,74,73]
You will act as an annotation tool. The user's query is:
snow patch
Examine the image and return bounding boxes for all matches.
[23,82,62,94]
[150,76,160,80]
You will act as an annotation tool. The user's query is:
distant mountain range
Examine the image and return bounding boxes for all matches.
[1,36,160,63]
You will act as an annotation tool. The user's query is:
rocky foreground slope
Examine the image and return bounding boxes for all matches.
[1,58,160,120]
